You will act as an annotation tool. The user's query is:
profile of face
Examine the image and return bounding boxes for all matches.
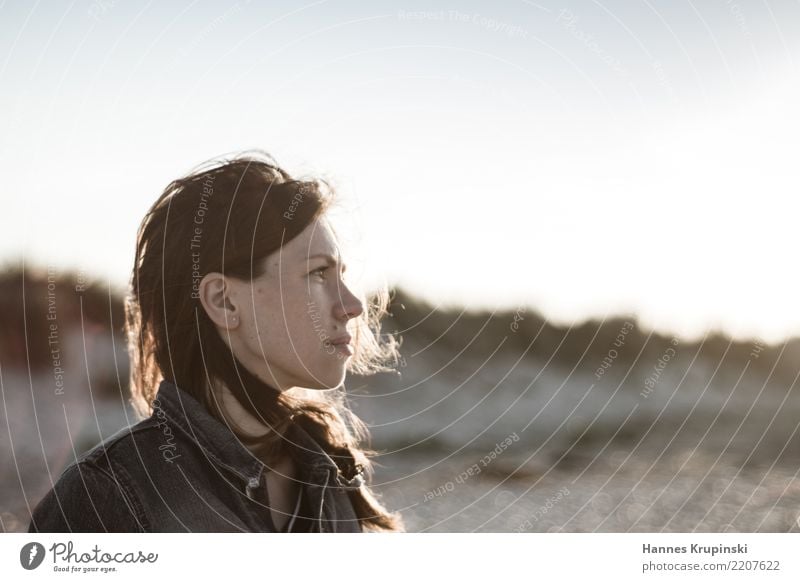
[198,216,364,394]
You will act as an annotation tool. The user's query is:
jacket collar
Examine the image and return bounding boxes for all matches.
[152,379,339,485]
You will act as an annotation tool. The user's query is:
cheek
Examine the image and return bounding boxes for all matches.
[248,283,334,360]
[299,290,330,330]
[271,294,323,350]
[243,290,291,348]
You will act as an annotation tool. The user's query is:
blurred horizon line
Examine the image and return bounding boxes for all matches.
[2,256,796,347]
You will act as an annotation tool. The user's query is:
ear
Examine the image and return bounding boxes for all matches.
[198,272,241,330]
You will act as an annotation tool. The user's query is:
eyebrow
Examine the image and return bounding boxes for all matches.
[306,253,347,272]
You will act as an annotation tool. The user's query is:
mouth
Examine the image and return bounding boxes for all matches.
[326,334,352,346]
[324,334,353,355]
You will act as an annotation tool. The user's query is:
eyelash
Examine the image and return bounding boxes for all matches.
[311,266,345,279]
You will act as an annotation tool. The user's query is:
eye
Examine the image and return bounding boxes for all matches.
[310,264,347,281]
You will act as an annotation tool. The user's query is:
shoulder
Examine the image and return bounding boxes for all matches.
[28,418,161,533]
[76,416,162,467]
[28,459,148,532]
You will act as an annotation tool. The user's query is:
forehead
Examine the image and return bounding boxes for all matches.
[288,216,339,258]
[262,217,340,272]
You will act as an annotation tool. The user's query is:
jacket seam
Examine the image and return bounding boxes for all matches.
[87,460,150,533]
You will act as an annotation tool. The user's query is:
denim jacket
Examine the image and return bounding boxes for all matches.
[28,380,364,533]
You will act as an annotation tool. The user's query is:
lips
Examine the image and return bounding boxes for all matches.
[326,334,352,346]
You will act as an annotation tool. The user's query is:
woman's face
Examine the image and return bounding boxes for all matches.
[211,216,364,392]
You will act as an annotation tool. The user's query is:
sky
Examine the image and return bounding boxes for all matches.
[1,0,799,343]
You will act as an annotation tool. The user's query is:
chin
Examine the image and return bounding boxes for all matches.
[301,373,346,391]
[303,384,343,392]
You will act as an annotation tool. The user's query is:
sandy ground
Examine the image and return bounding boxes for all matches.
[3,368,799,533]
[372,448,800,532]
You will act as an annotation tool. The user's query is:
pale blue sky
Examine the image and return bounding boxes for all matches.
[2,0,799,341]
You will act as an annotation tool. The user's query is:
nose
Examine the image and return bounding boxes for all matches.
[334,279,364,321]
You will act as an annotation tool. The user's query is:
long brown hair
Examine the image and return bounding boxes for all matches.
[124,151,404,532]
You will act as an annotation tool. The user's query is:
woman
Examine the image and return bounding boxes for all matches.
[28,152,405,533]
